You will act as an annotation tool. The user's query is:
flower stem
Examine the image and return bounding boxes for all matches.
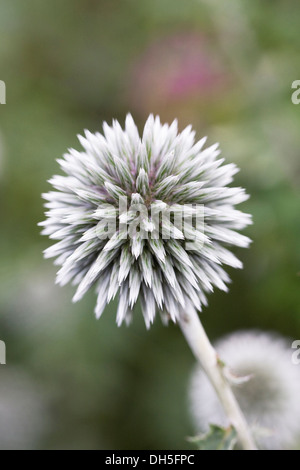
[179,307,257,450]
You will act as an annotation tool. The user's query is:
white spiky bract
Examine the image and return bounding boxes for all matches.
[189,331,300,450]
[40,114,251,328]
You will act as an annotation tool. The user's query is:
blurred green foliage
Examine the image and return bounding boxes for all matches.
[0,0,299,449]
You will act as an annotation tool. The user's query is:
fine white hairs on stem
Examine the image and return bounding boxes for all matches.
[40,114,251,327]
[189,331,300,450]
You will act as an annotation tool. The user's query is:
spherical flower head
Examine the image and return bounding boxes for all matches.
[41,114,251,328]
[189,331,300,450]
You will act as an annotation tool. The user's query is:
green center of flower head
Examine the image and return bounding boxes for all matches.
[41,114,252,328]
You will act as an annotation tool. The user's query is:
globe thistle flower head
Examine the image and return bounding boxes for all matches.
[189,331,300,450]
[41,114,251,328]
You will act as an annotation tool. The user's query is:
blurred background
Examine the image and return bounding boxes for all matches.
[0,0,299,450]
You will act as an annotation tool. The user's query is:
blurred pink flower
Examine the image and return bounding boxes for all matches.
[128,32,229,121]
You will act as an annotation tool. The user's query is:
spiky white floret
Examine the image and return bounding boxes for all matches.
[41,114,251,327]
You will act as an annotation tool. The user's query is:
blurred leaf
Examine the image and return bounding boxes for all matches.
[188,425,237,451]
